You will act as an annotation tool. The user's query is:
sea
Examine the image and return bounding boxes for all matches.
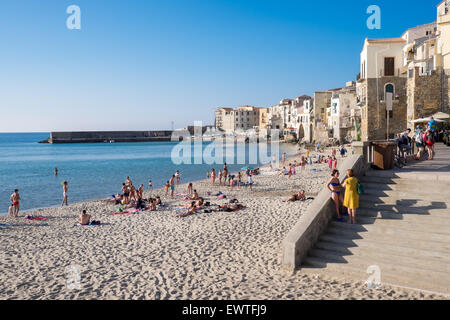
[0,133,296,214]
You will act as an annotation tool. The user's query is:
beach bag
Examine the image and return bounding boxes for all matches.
[357,182,365,195]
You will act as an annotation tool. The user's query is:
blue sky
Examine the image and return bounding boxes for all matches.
[0,0,439,132]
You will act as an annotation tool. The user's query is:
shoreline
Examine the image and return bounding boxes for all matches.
[1,144,301,216]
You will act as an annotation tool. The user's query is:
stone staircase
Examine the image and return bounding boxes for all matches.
[301,144,450,295]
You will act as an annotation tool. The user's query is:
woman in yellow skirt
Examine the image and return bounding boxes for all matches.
[342,169,359,224]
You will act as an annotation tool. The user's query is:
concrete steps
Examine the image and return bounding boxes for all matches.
[301,145,450,295]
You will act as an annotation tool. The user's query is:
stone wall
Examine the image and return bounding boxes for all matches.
[446,70,450,114]
[361,77,408,141]
[407,67,444,122]
[50,131,174,143]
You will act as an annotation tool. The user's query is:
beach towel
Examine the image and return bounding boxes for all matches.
[76,222,101,227]
[110,211,132,216]
[0,224,12,228]
[25,216,47,221]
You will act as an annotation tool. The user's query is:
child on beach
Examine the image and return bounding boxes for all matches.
[164,181,170,196]
[248,174,253,191]
[61,181,68,207]
[148,180,153,190]
[333,157,338,170]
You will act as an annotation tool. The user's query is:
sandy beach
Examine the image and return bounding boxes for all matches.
[0,151,446,300]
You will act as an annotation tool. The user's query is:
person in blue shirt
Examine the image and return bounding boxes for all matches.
[427,117,437,133]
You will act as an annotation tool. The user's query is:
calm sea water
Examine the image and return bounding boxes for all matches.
[0,133,295,214]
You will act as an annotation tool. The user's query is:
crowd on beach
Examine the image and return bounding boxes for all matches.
[7,144,358,225]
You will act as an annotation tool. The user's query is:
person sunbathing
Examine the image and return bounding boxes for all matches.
[79,210,100,226]
[285,190,306,202]
[176,201,197,217]
[195,197,204,207]
[184,190,199,200]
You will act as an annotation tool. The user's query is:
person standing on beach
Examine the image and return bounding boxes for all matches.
[148,180,153,190]
[342,169,359,224]
[9,189,21,217]
[54,168,58,176]
[169,175,175,198]
[333,156,338,170]
[218,170,223,186]
[125,176,132,187]
[138,184,144,199]
[122,183,130,203]
[248,173,254,191]
[211,169,216,185]
[282,152,286,165]
[175,170,181,185]
[223,163,228,180]
[61,181,68,207]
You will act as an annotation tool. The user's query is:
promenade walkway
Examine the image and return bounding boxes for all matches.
[301,143,450,295]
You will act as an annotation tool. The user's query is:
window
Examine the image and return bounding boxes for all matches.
[384,57,395,76]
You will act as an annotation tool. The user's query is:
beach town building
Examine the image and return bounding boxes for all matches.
[215,108,235,132]
[215,106,260,132]
[327,82,359,143]
[438,0,450,112]
[356,37,408,141]
[313,91,333,126]
[259,108,269,131]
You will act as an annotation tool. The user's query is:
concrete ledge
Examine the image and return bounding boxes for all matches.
[282,154,365,270]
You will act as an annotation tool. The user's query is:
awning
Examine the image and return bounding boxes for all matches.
[410,118,446,123]
[432,112,450,120]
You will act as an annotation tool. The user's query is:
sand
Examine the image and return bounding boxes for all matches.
[0,150,446,300]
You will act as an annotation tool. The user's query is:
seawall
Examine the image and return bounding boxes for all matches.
[45,131,174,144]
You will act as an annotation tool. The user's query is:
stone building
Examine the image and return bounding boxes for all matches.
[215,108,235,132]
[328,82,358,143]
[438,0,450,113]
[215,106,260,133]
[357,38,408,141]
[259,108,269,131]
[313,91,333,126]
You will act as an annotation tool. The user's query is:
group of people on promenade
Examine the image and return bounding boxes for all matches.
[396,117,444,162]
